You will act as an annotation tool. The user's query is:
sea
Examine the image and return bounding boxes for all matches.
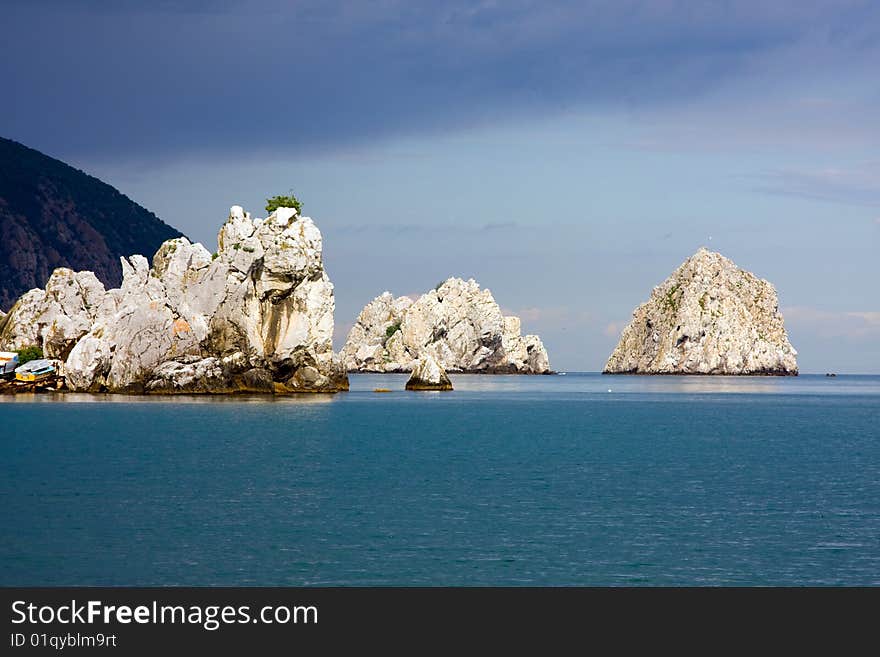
[2,373,878,586]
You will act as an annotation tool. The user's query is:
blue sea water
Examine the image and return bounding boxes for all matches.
[2,373,878,586]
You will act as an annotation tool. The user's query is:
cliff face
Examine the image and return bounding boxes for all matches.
[604,248,798,375]
[0,136,183,310]
[0,206,348,393]
[342,277,551,373]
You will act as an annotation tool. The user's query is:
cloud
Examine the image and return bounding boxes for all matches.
[326,221,523,237]
[481,221,519,232]
[3,1,878,161]
[603,321,627,338]
[749,163,880,206]
[502,305,593,329]
[783,306,880,339]
[847,311,880,327]
[512,307,552,322]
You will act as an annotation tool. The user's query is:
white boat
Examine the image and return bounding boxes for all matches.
[15,358,56,382]
[0,351,19,379]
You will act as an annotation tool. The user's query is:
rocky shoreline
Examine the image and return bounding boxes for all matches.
[0,206,348,394]
[0,205,554,396]
[1,207,804,392]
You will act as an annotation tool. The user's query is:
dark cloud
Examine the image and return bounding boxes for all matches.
[2,1,878,161]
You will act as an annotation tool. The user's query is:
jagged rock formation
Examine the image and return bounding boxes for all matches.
[604,248,798,375]
[405,354,453,390]
[0,136,183,310]
[342,277,550,373]
[0,206,349,393]
[0,268,110,360]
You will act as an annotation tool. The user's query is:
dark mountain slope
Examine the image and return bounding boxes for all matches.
[0,137,183,309]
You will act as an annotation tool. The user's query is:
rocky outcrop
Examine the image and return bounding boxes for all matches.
[405,354,453,390]
[0,268,109,359]
[341,277,550,373]
[0,206,349,393]
[341,292,414,372]
[604,248,798,375]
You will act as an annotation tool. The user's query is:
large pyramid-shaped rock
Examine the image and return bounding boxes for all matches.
[604,248,798,375]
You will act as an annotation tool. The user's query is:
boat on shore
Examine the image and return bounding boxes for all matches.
[0,352,19,379]
[15,359,56,383]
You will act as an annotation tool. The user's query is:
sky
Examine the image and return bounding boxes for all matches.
[3,0,879,373]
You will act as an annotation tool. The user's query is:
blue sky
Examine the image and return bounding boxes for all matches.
[3,1,879,372]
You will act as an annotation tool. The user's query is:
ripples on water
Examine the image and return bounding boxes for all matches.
[2,374,879,585]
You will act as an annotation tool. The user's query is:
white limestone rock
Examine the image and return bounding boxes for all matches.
[0,289,45,350]
[342,278,551,373]
[1,205,349,394]
[0,269,107,358]
[341,292,414,372]
[405,354,453,390]
[144,357,233,394]
[501,316,550,375]
[63,330,114,392]
[604,248,798,375]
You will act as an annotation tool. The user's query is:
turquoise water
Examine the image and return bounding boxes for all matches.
[2,373,878,585]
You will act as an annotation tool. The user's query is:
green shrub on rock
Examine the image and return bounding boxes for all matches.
[17,344,43,365]
[265,193,303,214]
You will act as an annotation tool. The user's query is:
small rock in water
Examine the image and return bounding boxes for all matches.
[405,354,453,391]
